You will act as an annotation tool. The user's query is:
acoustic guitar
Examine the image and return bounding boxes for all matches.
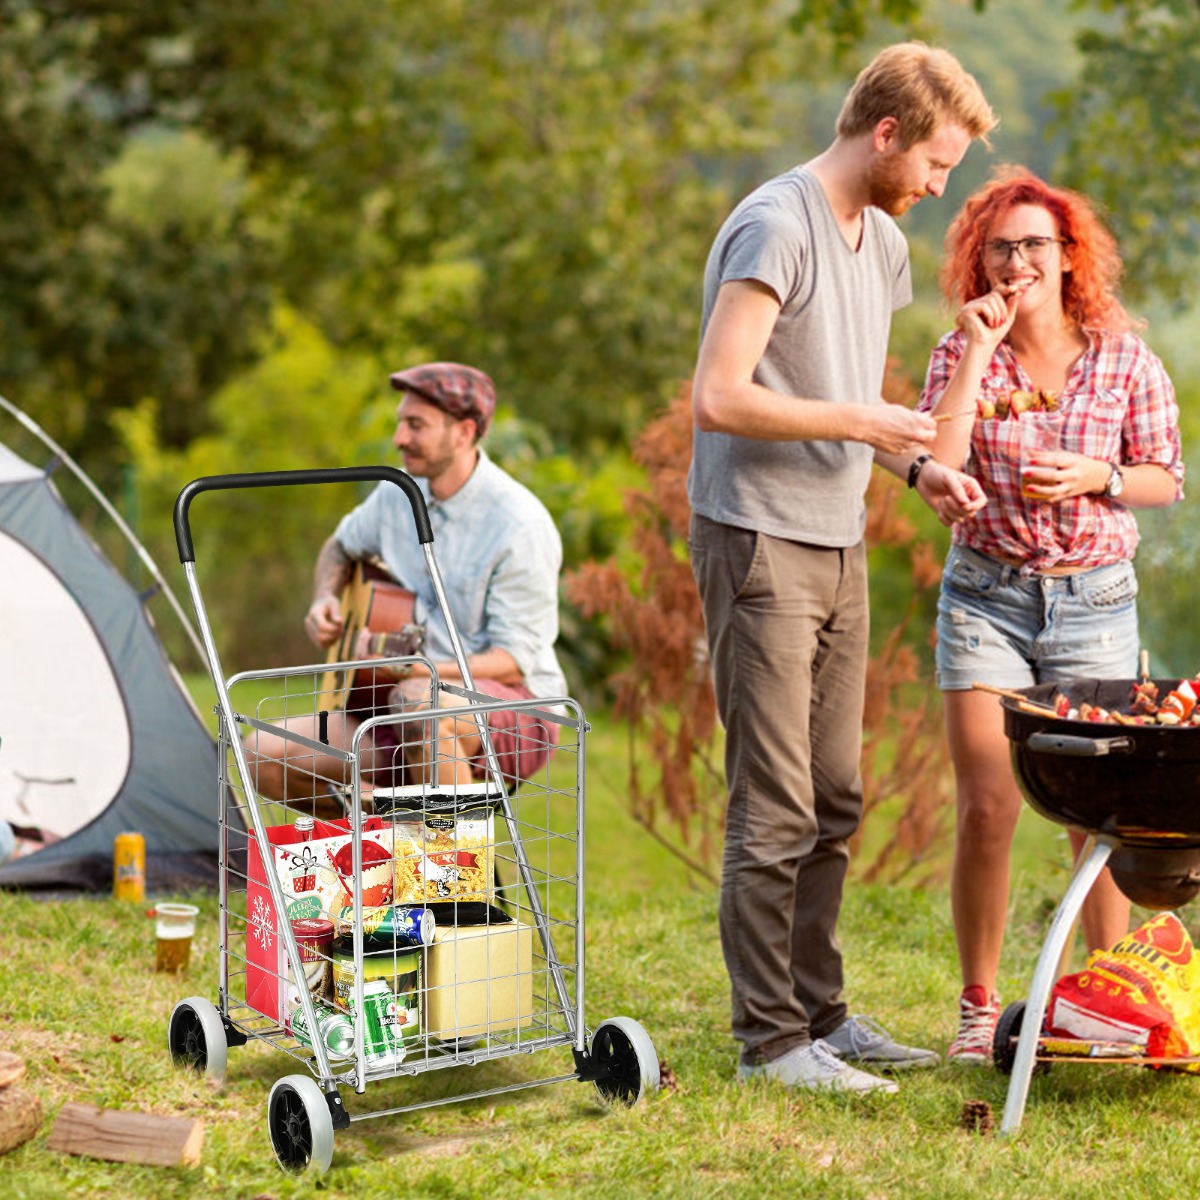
[319,561,418,712]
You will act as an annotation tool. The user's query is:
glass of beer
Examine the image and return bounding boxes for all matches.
[1018,411,1064,499]
[154,903,200,973]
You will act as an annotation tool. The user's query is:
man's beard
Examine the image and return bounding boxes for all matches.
[402,442,456,480]
[867,155,921,216]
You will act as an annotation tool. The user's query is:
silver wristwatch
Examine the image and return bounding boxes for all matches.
[1104,464,1125,500]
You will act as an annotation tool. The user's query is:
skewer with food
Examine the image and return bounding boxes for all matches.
[974,674,1200,727]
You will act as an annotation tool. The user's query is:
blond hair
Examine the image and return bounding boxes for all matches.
[836,41,996,148]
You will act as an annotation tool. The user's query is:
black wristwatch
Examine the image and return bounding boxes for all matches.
[907,454,934,490]
[1104,464,1125,500]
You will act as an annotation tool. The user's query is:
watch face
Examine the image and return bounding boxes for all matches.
[1108,466,1124,497]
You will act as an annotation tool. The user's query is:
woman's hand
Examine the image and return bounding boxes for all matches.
[1020,451,1110,501]
[955,285,1023,353]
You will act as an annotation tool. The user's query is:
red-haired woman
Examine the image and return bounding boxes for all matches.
[918,167,1184,1064]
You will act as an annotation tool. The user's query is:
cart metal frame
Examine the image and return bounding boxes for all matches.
[166,467,659,1174]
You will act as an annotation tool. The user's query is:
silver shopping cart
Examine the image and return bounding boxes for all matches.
[165,467,659,1175]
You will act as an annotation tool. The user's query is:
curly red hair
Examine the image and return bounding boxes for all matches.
[940,166,1133,334]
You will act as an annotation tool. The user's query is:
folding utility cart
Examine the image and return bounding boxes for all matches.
[165,467,659,1174]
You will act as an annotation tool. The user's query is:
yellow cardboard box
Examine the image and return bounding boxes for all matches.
[423,917,534,1038]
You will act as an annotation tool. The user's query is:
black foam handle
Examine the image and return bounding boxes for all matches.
[173,466,431,563]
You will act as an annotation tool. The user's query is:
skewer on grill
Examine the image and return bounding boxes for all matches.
[970,682,1060,717]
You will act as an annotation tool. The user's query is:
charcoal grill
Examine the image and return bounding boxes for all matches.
[997,678,1200,1133]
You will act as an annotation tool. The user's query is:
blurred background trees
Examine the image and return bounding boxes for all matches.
[1,0,1197,683]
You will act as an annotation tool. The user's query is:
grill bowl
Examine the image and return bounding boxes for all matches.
[1002,679,1200,848]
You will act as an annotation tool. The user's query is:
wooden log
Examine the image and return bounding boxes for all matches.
[47,1103,203,1168]
[0,1051,25,1090]
[0,1088,42,1155]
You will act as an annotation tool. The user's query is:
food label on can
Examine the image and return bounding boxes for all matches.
[334,904,435,945]
[330,943,421,1040]
[283,918,334,1016]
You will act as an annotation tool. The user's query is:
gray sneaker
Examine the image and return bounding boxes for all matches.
[820,1014,939,1072]
[737,1041,898,1094]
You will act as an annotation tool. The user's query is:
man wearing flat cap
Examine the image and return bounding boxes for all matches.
[249,362,566,803]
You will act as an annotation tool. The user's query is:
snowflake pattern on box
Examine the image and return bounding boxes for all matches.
[251,893,275,950]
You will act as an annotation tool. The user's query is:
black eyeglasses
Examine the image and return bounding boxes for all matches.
[983,236,1069,266]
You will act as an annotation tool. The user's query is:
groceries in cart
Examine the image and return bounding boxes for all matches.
[422,902,534,1039]
[1044,912,1200,1069]
[376,783,502,905]
[291,983,407,1066]
[246,794,537,1045]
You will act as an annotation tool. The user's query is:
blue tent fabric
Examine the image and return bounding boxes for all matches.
[0,447,221,892]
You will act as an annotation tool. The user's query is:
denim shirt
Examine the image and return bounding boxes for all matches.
[334,448,567,699]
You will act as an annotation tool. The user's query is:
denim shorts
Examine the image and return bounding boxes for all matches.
[935,544,1140,691]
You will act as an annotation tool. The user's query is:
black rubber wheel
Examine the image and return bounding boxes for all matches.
[267,1075,334,1175]
[590,1017,660,1107]
[993,1001,1049,1077]
[167,996,227,1085]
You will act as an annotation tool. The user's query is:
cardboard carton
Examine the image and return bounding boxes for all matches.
[423,915,534,1039]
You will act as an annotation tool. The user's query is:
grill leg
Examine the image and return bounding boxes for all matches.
[1000,836,1115,1135]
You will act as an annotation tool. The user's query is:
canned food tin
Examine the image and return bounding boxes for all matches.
[289,997,357,1060]
[284,918,335,1015]
[113,832,145,902]
[330,938,422,1040]
[335,904,435,946]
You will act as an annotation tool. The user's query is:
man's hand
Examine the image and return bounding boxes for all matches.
[915,459,987,526]
[862,404,938,456]
[304,594,343,649]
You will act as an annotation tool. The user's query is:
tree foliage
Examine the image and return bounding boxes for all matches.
[1,0,817,473]
[1053,0,1200,306]
[0,3,273,464]
[6,0,1196,474]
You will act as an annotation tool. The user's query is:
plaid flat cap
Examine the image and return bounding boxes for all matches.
[389,362,497,440]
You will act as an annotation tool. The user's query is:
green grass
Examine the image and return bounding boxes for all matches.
[5,708,1200,1198]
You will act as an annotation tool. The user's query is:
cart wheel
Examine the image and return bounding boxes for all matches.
[167,996,227,1086]
[267,1074,335,1175]
[589,1017,660,1107]
[993,1001,1050,1078]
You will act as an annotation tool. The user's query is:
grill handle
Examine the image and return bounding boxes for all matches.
[1025,732,1136,758]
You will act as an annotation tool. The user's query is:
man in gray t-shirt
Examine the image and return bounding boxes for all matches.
[688,42,994,1094]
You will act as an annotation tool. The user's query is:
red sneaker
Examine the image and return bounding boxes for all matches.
[947,985,1000,1065]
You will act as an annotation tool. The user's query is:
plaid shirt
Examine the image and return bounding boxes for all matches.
[919,330,1183,573]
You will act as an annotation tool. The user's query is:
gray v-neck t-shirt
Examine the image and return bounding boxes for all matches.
[687,166,912,547]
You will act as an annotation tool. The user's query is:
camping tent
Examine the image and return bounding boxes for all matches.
[0,437,221,893]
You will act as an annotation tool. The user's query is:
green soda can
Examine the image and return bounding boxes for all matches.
[289,998,356,1061]
[335,904,435,945]
[353,979,406,1064]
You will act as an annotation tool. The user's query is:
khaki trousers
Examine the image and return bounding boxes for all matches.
[690,515,868,1064]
